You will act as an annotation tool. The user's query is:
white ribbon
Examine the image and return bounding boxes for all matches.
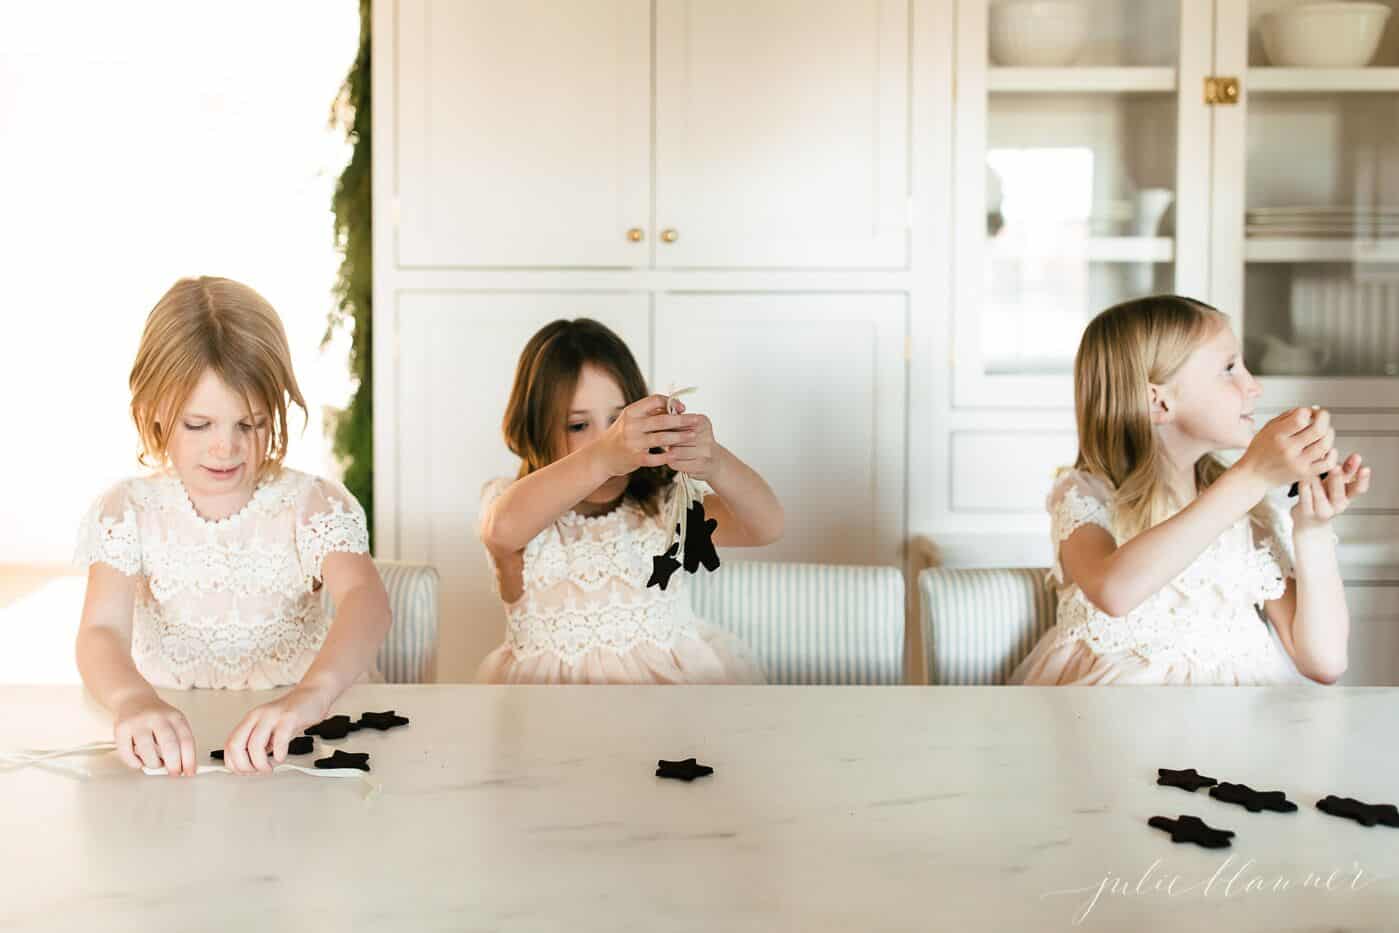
[4,742,381,798]
[661,386,705,554]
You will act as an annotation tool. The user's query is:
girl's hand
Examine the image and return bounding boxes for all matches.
[595,394,700,478]
[1236,407,1337,490]
[1294,453,1371,532]
[114,694,196,777]
[665,412,722,483]
[223,684,334,775]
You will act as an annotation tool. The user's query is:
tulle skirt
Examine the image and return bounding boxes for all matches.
[476,621,767,685]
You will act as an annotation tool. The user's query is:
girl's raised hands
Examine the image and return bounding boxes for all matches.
[1294,453,1371,530]
[596,394,701,477]
[1236,407,1338,490]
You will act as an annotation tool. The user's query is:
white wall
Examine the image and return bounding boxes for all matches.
[0,2,358,563]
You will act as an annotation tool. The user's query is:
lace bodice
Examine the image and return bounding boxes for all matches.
[1043,469,1297,669]
[73,468,370,689]
[480,477,712,665]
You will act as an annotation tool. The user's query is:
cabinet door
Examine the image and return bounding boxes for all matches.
[1339,586,1399,686]
[394,292,650,680]
[654,0,909,268]
[653,293,907,565]
[395,0,651,267]
[1211,0,1399,409]
[950,0,1209,407]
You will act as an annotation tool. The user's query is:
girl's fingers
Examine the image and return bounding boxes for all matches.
[1310,477,1333,520]
[1351,466,1372,498]
[1325,468,1347,506]
[153,725,183,777]
[247,719,276,774]
[643,430,696,448]
[225,714,258,775]
[628,395,671,417]
[1303,434,1336,464]
[1311,447,1339,472]
[639,413,696,434]
[133,733,162,770]
[174,719,196,777]
[269,720,296,764]
[116,734,141,770]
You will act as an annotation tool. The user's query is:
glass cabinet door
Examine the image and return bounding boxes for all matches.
[1219,0,1399,404]
[953,0,1212,407]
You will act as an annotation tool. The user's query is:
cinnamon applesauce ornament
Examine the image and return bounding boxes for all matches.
[646,387,720,591]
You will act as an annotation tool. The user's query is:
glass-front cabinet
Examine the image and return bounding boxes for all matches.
[952,0,1399,408]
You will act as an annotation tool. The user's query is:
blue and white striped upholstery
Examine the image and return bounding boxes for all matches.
[919,567,1057,685]
[688,560,906,685]
[323,560,440,684]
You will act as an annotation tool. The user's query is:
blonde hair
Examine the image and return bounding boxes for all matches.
[129,276,306,478]
[1073,294,1233,539]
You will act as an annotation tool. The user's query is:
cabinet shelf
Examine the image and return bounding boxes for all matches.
[988,67,1175,93]
[989,236,1174,263]
[1248,68,1399,94]
[1245,238,1399,263]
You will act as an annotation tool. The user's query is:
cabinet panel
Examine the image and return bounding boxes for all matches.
[396,0,651,267]
[655,0,909,268]
[654,292,907,564]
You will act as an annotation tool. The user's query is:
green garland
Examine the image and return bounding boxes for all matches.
[326,0,374,544]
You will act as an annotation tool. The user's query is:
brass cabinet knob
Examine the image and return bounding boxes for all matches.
[626,227,644,242]
[660,228,678,243]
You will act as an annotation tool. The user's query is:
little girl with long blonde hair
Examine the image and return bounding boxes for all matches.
[1013,295,1369,685]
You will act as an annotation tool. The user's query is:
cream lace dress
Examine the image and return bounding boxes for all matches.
[73,468,372,690]
[475,478,766,684]
[1010,469,1311,686]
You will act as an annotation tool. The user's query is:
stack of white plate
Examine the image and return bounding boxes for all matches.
[1291,270,1399,376]
[1247,206,1399,238]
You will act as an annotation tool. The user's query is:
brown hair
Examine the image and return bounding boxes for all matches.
[129,276,307,479]
[1073,294,1235,538]
[503,318,672,513]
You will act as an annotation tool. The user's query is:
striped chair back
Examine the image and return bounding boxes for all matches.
[323,560,440,684]
[919,567,1056,685]
[688,560,905,684]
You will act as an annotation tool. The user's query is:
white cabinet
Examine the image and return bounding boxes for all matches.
[392,291,650,678]
[395,0,651,267]
[654,293,907,565]
[1339,585,1399,686]
[949,0,1399,410]
[950,0,1213,409]
[394,0,909,270]
[654,0,909,268]
[1213,0,1399,409]
[376,0,1399,682]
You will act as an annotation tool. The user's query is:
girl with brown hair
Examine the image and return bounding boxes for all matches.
[477,318,783,683]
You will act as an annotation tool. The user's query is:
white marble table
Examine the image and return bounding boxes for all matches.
[2,685,1397,932]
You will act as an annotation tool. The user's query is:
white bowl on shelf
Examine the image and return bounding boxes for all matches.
[989,1,1089,67]
[1261,2,1391,68]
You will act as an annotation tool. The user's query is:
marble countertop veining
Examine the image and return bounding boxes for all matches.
[1,685,1396,932]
